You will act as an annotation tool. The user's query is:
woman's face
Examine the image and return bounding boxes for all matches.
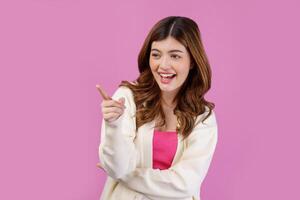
[149,36,192,96]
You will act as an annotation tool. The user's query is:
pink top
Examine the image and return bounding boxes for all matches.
[152,130,178,170]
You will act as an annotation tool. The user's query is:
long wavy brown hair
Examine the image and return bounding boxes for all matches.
[119,16,215,140]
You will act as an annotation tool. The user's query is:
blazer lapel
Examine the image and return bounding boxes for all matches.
[140,120,155,168]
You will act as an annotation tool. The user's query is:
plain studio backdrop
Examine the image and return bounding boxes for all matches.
[0,0,299,199]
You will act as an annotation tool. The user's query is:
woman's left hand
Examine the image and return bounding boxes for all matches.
[96,163,104,170]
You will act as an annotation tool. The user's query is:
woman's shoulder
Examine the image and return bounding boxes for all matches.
[186,108,218,141]
[194,106,217,128]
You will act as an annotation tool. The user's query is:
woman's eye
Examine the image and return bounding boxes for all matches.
[151,53,180,59]
[171,55,181,59]
[151,53,160,58]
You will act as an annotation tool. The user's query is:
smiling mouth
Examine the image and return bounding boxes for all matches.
[158,73,177,84]
[158,73,177,79]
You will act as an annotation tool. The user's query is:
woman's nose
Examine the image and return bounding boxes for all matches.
[159,56,171,69]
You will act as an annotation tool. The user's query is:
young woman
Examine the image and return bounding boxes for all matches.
[96,16,218,200]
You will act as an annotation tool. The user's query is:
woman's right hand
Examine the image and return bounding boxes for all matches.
[96,84,126,122]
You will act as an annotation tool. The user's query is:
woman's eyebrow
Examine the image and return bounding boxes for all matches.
[151,48,184,53]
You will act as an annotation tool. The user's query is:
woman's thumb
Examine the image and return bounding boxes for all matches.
[118,97,125,105]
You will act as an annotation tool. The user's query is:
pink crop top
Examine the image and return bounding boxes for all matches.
[152,130,178,170]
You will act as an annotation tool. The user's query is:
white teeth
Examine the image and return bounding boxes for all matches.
[159,73,176,78]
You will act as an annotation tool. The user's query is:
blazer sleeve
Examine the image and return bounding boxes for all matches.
[118,110,218,200]
[98,86,140,180]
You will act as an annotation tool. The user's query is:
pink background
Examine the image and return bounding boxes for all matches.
[0,0,299,199]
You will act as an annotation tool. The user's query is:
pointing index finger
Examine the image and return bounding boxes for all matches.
[96,84,112,100]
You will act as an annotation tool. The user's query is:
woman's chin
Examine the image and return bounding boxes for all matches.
[158,85,179,93]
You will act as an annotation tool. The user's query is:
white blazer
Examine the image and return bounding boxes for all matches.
[98,86,218,200]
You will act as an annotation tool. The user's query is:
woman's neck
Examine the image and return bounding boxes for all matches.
[161,91,177,109]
